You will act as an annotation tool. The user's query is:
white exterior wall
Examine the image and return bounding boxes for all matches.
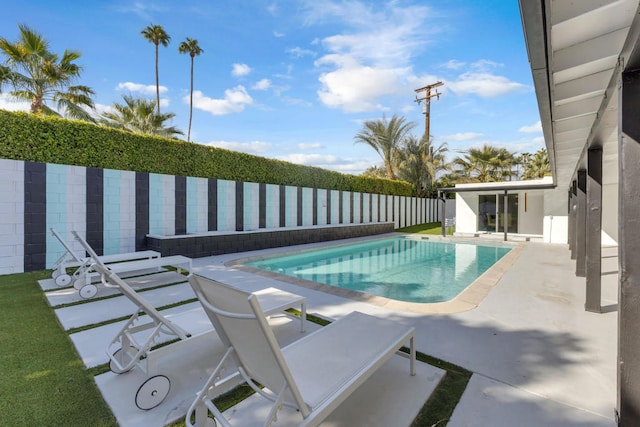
[455,193,478,233]
[520,191,544,235]
[542,187,568,244]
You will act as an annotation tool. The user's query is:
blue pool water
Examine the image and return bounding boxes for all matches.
[247,237,512,303]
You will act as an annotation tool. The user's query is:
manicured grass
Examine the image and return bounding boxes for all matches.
[397,221,454,235]
[2,267,470,427]
[0,271,116,426]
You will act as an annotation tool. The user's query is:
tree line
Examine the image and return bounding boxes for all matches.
[0,23,201,140]
[355,114,550,197]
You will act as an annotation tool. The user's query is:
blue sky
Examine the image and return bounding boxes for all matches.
[0,0,543,175]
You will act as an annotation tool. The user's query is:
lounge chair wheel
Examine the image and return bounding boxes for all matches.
[135,375,170,410]
[73,278,86,290]
[79,284,98,299]
[55,274,71,287]
[109,347,137,374]
[52,270,60,279]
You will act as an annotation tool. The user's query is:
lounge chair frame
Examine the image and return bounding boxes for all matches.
[50,228,160,297]
[187,274,415,427]
[93,265,307,411]
[72,230,191,297]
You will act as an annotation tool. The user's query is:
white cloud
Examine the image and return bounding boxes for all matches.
[282,96,312,107]
[447,72,526,98]
[204,140,271,154]
[189,86,253,115]
[443,132,484,141]
[232,63,251,77]
[316,55,405,112]
[305,1,436,112]
[0,94,29,112]
[116,82,166,95]
[93,103,115,115]
[273,31,285,38]
[288,47,317,58]
[519,120,542,133]
[470,59,502,72]
[441,59,466,70]
[277,152,374,174]
[252,79,272,90]
[297,142,323,150]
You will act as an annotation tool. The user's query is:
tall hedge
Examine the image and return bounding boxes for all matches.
[0,110,414,196]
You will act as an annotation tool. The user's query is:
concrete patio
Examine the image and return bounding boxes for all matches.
[42,233,618,426]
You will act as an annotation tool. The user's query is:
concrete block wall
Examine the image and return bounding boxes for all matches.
[0,159,441,273]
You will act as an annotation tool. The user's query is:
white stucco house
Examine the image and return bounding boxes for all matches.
[449,176,617,245]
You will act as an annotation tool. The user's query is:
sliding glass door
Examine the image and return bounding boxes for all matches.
[478,194,518,233]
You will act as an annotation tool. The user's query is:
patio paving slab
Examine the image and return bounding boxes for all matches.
[449,374,615,427]
[54,281,193,330]
[43,271,187,306]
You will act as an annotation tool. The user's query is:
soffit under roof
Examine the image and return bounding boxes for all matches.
[519,0,640,187]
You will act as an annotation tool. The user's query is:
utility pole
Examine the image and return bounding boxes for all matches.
[414,81,443,141]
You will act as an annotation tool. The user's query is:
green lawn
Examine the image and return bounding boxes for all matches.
[1,224,468,426]
[397,221,454,235]
[0,271,116,426]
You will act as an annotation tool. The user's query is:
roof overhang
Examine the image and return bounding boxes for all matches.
[439,177,556,194]
[518,0,640,188]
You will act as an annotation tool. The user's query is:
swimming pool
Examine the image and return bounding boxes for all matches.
[246,237,513,304]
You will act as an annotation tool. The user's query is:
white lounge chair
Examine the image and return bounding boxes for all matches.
[50,228,160,296]
[187,274,416,427]
[93,264,307,411]
[72,230,191,298]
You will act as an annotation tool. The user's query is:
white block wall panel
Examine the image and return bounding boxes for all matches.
[0,159,24,274]
[45,164,86,268]
[244,182,259,231]
[119,170,136,253]
[343,191,351,224]
[302,187,313,226]
[354,192,362,224]
[317,189,327,225]
[186,176,208,234]
[330,190,340,224]
[265,184,280,228]
[217,180,235,232]
[162,175,175,236]
[285,186,297,227]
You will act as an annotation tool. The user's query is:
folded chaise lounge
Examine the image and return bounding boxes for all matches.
[50,228,160,297]
[72,230,191,298]
[186,274,416,427]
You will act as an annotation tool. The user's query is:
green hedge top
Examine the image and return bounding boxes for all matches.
[0,110,414,196]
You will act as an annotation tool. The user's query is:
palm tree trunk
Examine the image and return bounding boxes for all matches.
[385,163,396,180]
[155,43,160,115]
[188,56,194,142]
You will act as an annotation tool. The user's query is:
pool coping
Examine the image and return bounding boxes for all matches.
[226,234,526,314]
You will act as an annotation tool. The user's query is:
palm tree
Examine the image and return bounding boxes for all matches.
[396,135,448,197]
[494,148,518,181]
[452,144,515,183]
[141,24,170,115]
[100,94,183,138]
[0,24,95,121]
[354,114,416,180]
[178,38,203,142]
[522,148,550,179]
